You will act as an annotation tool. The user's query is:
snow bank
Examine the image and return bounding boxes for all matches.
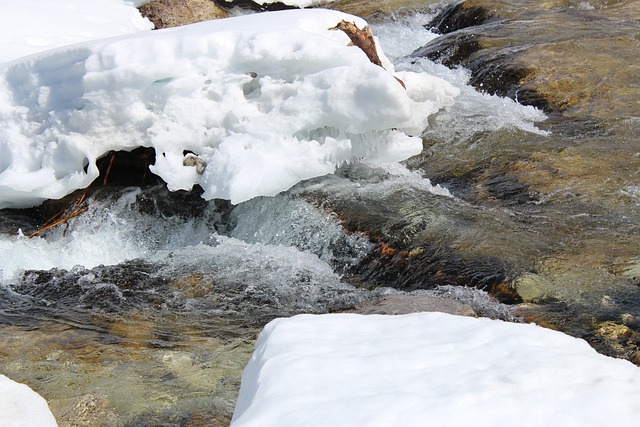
[232,312,640,426]
[0,0,153,64]
[0,8,458,208]
[0,374,57,427]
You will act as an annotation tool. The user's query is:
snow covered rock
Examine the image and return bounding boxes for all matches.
[231,312,640,426]
[0,374,57,427]
[0,8,458,209]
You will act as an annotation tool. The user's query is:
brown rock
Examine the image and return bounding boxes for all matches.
[139,0,228,29]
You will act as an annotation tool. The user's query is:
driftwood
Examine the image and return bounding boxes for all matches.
[329,20,383,67]
[329,20,406,89]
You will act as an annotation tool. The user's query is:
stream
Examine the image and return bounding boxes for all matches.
[1,0,639,425]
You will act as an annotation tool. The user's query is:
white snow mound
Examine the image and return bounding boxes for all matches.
[0,9,458,208]
[232,312,640,427]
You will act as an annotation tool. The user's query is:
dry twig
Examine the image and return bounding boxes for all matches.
[27,188,90,238]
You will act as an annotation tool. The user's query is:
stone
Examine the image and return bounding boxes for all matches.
[139,0,228,29]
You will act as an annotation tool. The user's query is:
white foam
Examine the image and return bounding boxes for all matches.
[0,188,216,280]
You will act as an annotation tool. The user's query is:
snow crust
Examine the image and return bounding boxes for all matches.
[0,374,57,427]
[0,6,458,208]
[232,312,640,426]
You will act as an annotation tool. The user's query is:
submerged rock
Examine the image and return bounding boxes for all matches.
[294,167,531,303]
[351,294,476,316]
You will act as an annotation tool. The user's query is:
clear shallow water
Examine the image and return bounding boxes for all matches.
[1,1,640,424]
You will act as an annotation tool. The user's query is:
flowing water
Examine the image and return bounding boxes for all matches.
[1,0,640,425]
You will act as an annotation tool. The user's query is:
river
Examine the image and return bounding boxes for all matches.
[1,0,639,425]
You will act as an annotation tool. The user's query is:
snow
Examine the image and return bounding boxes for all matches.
[0,374,57,427]
[0,0,153,64]
[232,312,640,426]
[0,4,458,209]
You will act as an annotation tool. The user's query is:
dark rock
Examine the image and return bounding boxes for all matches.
[475,172,539,206]
[412,31,482,68]
[95,147,160,187]
[411,24,546,109]
[11,261,169,313]
[428,0,493,34]
[465,50,547,109]
[214,0,298,12]
[349,240,521,304]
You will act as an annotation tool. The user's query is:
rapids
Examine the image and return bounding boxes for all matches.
[1,0,639,424]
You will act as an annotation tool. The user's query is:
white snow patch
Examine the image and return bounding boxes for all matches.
[0,374,57,427]
[232,312,640,426]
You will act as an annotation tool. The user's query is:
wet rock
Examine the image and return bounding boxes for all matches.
[132,184,221,220]
[350,241,520,303]
[412,30,481,67]
[411,22,544,107]
[515,273,554,303]
[591,320,640,360]
[428,0,493,34]
[403,1,640,361]
[11,261,169,313]
[297,171,533,303]
[0,209,41,235]
[139,0,228,29]
[351,294,476,316]
[213,0,298,13]
[410,0,640,119]
[622,314,640,330]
